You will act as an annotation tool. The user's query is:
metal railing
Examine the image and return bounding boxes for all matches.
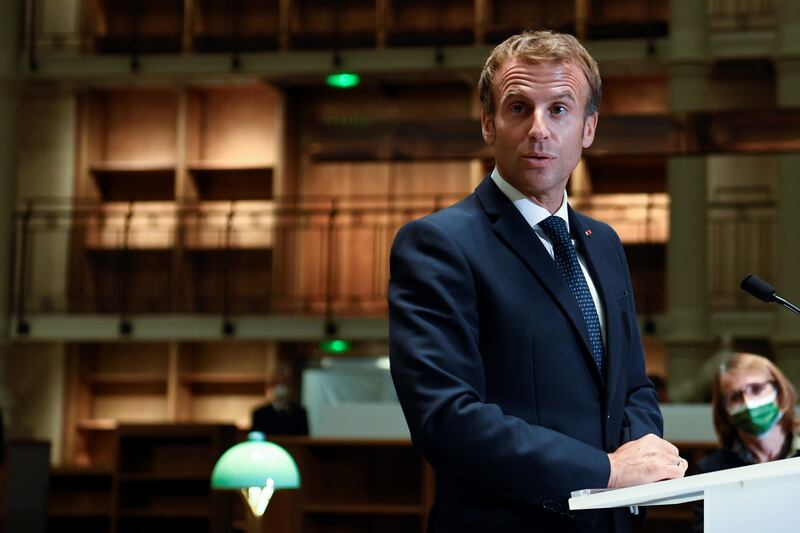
[12,194,766,320]
[10,195,460,319]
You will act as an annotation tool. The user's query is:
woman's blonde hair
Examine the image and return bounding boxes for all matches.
[477,29,602,118]
[711,352,799,447]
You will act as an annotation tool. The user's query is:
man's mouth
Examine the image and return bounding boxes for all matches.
[523,154,555,166]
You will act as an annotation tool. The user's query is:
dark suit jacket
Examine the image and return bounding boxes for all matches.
[388,177,663,532]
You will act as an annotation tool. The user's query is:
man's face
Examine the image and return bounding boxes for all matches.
[481,58,598,212]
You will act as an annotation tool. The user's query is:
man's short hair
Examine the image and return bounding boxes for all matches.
[478,29,602,118]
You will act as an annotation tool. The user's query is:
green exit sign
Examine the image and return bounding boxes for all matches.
[319,338,352,354]
[326,72,361,89]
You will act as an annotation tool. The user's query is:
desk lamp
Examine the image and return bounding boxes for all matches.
[211,431,300,530]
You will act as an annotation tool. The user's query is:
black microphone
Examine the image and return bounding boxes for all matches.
[741,274,800,316]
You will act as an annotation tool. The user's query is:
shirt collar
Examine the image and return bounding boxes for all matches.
[490,167,570,232]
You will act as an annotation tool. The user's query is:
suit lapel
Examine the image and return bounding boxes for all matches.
[570,208,624,397]
[475,178,602,386]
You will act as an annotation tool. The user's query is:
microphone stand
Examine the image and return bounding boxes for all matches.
[774,295,800,317]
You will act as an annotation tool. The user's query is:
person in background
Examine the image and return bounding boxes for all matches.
[251,381,309,437]
[692,352,800,531]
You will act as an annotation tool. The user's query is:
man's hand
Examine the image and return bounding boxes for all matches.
[607,433,688,489]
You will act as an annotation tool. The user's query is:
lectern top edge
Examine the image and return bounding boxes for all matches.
[568,455,800,511]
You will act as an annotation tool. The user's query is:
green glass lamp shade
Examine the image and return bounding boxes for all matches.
[211,432,300,490]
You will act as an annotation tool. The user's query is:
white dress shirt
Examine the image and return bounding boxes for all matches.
[490,168,606,347]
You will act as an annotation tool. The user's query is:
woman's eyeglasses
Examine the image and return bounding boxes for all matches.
[723,380,776,407]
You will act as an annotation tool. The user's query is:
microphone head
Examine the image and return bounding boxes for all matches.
[741,274,776,303]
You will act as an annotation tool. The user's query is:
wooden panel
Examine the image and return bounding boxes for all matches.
[114,425,237,533]
[193,0,280,51]
[74,343,171,427]
[187,86,279,165]
[83,343,171,374]
[300,162,391,197]
[83,250,173,313]
[86,0,184,53]
[312,84,473,122]
[589,0,669,39]
[585,156,666,194]
[601,76,668,116]
[388,161,476,196]
[290,0,376,49]
[189,395,266,427]
[185,85,279,201]
[93,395,168,422]
[181,249,272,313]
[387,0,474,46]
[90,168,176,202]
[188,168,272,200]
[88,89,178,164]
[486,0,573,41]
[180,342,271,374]
[48,468,113,525]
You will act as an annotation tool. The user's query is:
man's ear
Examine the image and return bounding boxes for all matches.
[481,109,495,145]
[582,111,598,149]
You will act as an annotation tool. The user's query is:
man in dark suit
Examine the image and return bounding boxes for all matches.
[388,30,688,532]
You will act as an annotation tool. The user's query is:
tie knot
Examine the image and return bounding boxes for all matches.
[538,215,570,245]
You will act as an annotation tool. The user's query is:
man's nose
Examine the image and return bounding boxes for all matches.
[528,110,550,141]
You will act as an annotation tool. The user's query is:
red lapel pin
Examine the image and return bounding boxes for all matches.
[585,229,592,236]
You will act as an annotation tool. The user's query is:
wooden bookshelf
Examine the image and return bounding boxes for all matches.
[61,341,296,466]
[588,0,669,40]
[71,83,282,314]
[485,0,574,42]
[289,0,377,49]
[47,466,113,533]
[85,90,178,193]
[261,437,431,533]
[185,85,279,202]
[81,249,174,313]
[186,165,273,201]
[64,343,171,466]
[181,248,273,314]
[113,424,236,533]
[176,342,278,426]
[385,0,475,47]
[90,167,176,203]
[81,0,184,54]
[192,0,281,52]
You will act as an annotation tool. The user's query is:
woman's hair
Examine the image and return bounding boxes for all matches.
[711,352,798,447]
[477,29,602,118]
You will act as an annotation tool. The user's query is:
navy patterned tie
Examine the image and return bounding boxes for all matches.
[538,216,605,372]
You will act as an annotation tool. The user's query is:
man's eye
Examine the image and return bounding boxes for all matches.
[551,105,567,116]
[510,103,526,114]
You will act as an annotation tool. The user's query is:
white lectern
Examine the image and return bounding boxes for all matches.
[569,456,800,532]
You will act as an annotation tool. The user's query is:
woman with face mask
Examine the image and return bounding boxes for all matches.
[692,352,800,531]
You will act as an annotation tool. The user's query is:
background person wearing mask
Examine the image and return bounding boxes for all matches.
[692,352,800,531]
